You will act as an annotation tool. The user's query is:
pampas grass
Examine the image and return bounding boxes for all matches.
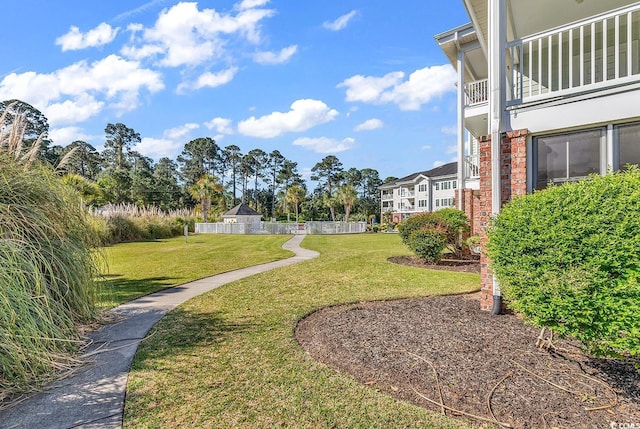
[0,115,100,398]
[90,204,196,245]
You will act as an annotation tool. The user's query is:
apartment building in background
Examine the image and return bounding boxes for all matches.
[379,162,458,223]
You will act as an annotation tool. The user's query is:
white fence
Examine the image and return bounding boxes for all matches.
[195,221,367,235]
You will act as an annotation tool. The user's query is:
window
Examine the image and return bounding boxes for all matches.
[418,199,428,208]
[618,122,640,170]
[418,184,428,192]
[435,183,440,191]
[435,199,440,207]
[453,180,457,189]
[534,128,604,189]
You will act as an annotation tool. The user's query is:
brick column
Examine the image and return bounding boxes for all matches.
[461,188,481,236]
[478,129,528,311]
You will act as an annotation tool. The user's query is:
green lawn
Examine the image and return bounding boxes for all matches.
[98,234,292,308]
[124,234,479,428]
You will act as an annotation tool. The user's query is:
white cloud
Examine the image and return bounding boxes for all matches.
[134,122,200,159]
[445,144,457,154]
[338,71,404,103]
[421,144,432,150]
[237,99,338,138]
[253,45,298,65]
[0,54,164,123]
[165,123,200,139]
[49,126,99,147]
[354,118,383,132]
[204,117,234,134]
[135,137,182,159]
[177,67,238,93]
[121,2,275,67]
[56,23,119,51]
[338,64,457,110]
[323,10,358,31]
[433,160,445,168]
[114,0,168,22]
[293,137,356,154]
[44,95,104,126]
[441,125,457,135]
[236,0,270,11]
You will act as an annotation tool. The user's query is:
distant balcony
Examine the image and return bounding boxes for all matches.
[399,205,416,212]
[400,190,415,198]
[464,79,488,106]
[506,3,640,106]
[381,194,393,200]
[464,154,480,179]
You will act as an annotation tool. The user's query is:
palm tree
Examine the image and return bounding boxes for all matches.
[189,174,223,222]
[337,184,358,222]
[286,185,306,223]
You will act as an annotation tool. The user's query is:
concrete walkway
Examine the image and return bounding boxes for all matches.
[0,235,318,429]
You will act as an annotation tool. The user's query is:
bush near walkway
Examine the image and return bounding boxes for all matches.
[0,157,100,397]
[488,168,640,362]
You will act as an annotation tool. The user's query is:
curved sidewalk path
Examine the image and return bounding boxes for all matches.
[0,234,318,429]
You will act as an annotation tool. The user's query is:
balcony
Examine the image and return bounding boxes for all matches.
[399,205,416,212]
[400,190,415,198]
[381,194,393,200]
[464,79,488,106]
[506,3,640,106]
[464,154,480,179]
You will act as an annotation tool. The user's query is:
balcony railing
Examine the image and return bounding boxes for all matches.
[464,79,488,106]
[464,154,480,179]
[506,3,640,105]
[399,205,416,212]
[400,190,415,198]
[381,194,393,200]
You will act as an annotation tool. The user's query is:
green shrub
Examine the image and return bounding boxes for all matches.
[398,209,470,257]
[408,227,447,263]
[398,212,440,245]
[487,168,640,361]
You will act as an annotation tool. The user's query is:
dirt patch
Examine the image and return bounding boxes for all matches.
[296,294,640,428]
[389,255,480,273]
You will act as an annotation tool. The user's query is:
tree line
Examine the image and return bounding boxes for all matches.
[1,99,392,222]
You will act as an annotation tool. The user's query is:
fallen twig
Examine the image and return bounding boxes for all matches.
[510,359,581,396]
[577,372,618,412]
[394,349,445,415]
[487,371,512,425]
[411,387,512,428]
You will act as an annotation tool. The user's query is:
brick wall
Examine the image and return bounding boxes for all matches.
[460,188,481,235]
[478,129,529,311]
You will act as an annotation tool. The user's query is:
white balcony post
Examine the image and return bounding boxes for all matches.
[457,48,465,210]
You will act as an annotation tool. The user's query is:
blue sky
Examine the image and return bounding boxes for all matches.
[0,0,468,181]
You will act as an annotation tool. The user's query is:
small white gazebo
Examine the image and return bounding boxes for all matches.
[222,203,262,225]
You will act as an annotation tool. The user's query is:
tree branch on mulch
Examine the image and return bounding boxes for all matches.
[391,349,445,415]
[487,371,512,426]
[510,359,618,411]
[411,387,513,428]
[391,349,513,428]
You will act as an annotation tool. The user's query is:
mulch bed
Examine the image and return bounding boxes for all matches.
[295,295,640,428]
[388,255,480,273]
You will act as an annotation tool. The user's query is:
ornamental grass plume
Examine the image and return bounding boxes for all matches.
[0,114,100,398]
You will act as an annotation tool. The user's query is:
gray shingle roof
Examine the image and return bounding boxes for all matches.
[379,161,457,188]
[223,203,260,216]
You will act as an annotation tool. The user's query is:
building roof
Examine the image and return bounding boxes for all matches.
[379,162,457,189]
[223,203,261,217]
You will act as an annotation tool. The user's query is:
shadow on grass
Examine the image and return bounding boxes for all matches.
[97,275,178,308]
[130,306,254,369]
